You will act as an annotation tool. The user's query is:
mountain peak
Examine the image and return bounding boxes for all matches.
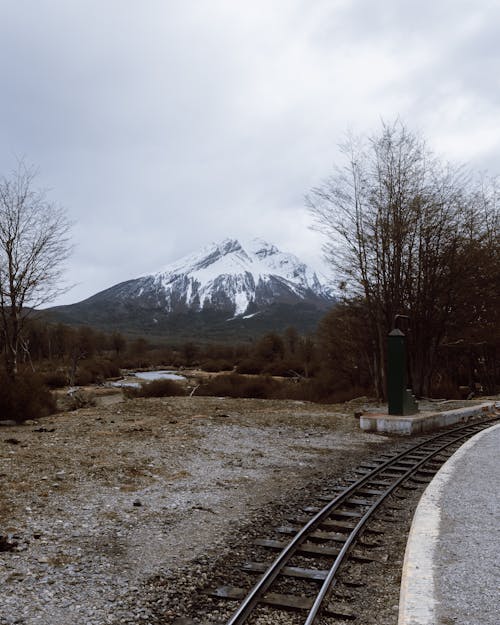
[149,238,332,315]
[245,238,279,259]
[47,238,335,340]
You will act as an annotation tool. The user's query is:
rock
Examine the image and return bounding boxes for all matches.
[6,572,25,581]
[133,499,142,507]
[0,536,18,552]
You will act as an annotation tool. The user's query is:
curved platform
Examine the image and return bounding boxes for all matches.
[398,420,500,625]
[360,402,495,434]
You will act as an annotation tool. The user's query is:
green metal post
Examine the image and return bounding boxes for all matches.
[387,329,418,416]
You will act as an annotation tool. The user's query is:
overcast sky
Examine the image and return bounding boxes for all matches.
[1,1,499,305]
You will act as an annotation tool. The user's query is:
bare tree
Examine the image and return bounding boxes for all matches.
[308,120,482,398]
[0,161,72,377]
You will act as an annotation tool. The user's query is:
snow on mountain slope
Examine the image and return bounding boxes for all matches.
[139,238,333,315]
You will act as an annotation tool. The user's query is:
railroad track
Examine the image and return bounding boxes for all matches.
[198,413,499,625]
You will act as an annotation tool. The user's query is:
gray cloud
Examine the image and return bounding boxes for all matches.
[1,1,498,304]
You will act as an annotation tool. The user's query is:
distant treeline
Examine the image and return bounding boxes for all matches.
[1,308,498,413]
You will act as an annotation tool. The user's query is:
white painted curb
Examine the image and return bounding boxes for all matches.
[398,422,500,625]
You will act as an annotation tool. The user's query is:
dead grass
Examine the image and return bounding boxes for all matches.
[0,395,361,525]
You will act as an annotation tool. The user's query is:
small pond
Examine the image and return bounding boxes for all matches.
[112,370,187,388]
[134,370,186,382]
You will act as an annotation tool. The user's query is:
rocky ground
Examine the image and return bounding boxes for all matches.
[1,391,493,625]
[0,393,392,625]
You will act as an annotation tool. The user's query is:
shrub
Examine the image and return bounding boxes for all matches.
[42,371,68,388]
[200,359,234,372]
[0,370,57,423]
[75,358,122,385]
[198,372,372,404]
[198,374,280,399]
[123,378,186,398]
[74,367,94,386]
[275,378,371,404]
[262,359,305,377]
[64,390,97,411]
[235,358,266,375]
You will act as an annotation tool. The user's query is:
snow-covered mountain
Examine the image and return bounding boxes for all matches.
[47,239,335,339]
[135,238,333,315]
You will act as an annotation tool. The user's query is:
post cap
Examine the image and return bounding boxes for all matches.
[388,328,405,336]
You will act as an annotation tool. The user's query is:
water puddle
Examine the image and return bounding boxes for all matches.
[112,370,187,388]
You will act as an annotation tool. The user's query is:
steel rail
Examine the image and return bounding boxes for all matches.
[225,416,498,625]
[303,419,498,624]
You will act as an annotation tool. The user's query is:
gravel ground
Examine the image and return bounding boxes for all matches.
[1,394,393,625]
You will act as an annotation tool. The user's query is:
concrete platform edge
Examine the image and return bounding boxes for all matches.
[397,422,500,625]
[360,402,494,434]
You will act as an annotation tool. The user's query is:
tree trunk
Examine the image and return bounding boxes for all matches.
[4,308,19,379]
